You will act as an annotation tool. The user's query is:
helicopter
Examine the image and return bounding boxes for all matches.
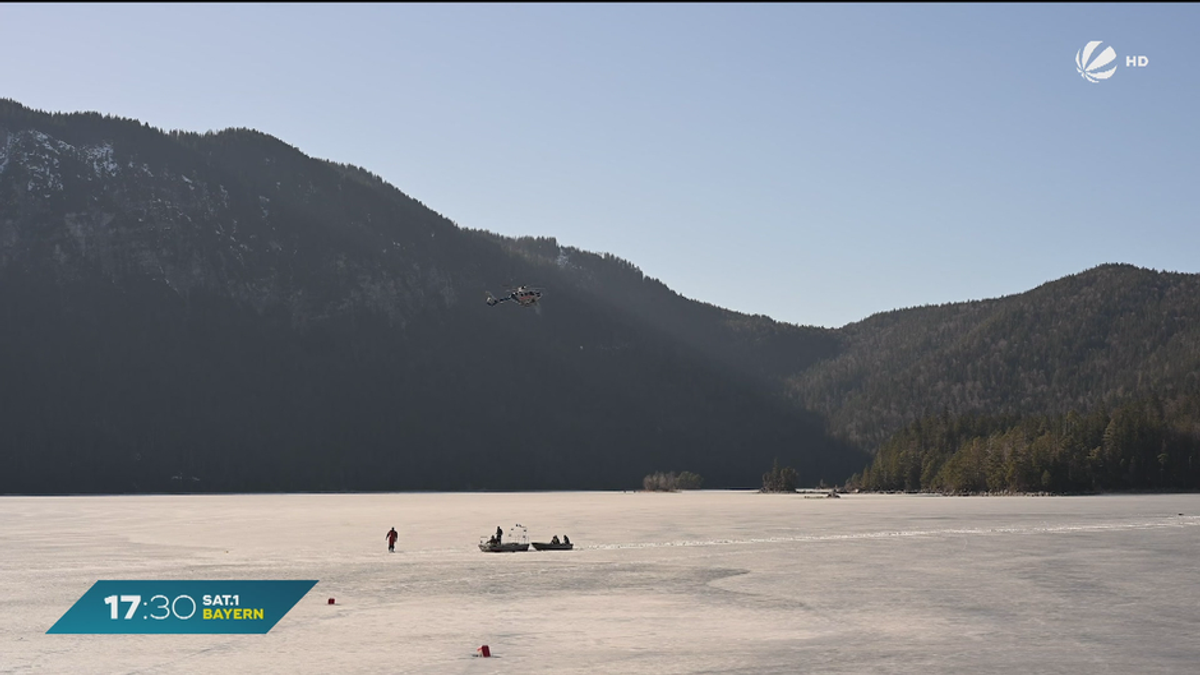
[486,285,543,308]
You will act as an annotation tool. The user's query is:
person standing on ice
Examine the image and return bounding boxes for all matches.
[386,527,399,553]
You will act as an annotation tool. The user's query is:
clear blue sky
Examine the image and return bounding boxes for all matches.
[2,3,1197,327]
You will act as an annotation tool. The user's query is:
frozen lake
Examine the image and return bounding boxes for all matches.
[3,491,1199,674]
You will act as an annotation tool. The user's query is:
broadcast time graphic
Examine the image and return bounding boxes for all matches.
[46,580,318,634]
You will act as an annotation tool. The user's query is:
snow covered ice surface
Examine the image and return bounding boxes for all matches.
[3,491,1200,674]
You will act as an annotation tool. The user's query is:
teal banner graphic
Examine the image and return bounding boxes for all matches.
[47,580,318,634]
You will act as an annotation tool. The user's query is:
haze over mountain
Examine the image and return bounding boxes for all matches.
[0,99,858,494]
[2,99,1198,495]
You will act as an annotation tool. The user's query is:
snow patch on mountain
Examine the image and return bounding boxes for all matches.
[0,130,12,177]
[83,142,120,177]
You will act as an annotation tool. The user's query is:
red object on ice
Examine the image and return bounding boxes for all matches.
[477,645,491,658]
[328,598,335,605]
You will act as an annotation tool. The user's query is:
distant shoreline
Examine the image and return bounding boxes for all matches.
[845,488,1200,497]
[4,487,1200,498]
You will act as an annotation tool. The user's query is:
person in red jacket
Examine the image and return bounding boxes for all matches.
[386,527,398,553]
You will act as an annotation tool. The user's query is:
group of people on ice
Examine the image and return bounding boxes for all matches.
[387,525,569,552]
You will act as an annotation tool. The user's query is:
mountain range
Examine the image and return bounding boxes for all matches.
[2,98,1197,494]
